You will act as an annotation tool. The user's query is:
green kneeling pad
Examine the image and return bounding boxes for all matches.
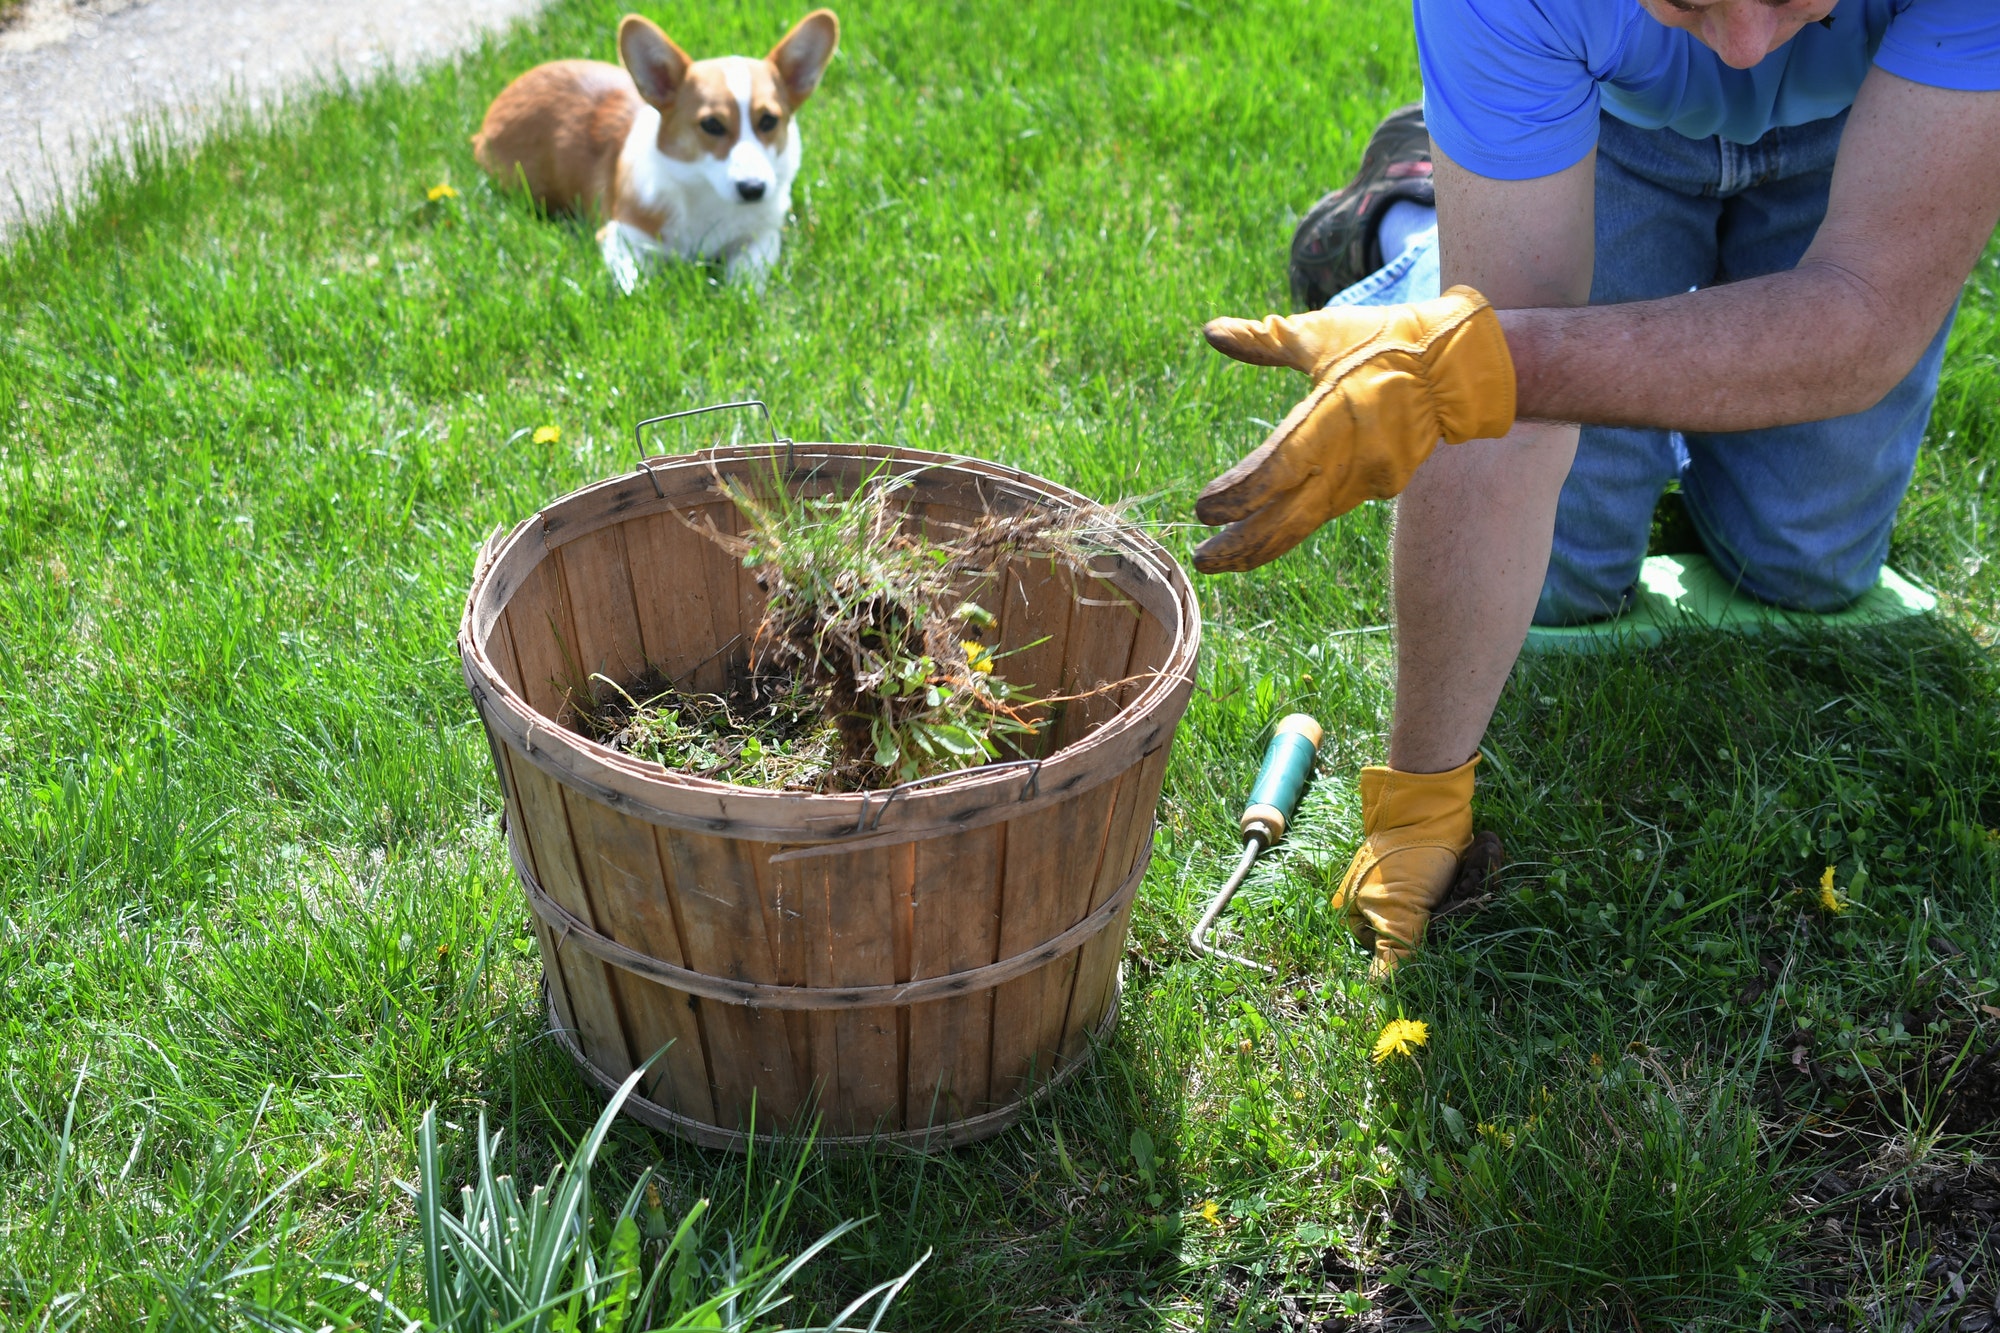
[1522,553,1937,656]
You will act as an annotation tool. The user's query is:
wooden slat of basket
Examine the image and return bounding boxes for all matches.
[485,602,525,699]
[795,840,912,1135]
[1062,742,1169,1061]
[560,794,715,1123]
[503,749,635,1081]
[482,686,592,1060]
[658,830,805,1131]
[914,500,964,547]
[502,557,585,724]
[998,553,1076,737]
[985,778,1119,1104]
[464,510,545,649]
[1119,609,1177,708]
[1074,895,1140,1062]
[704,501,754,693]
[1055,763,1143,1062]
[559,525,649,688]
[904,822,1003,1122]
[624,508,723,689]
[748,852,815,1127]
[1052,566,1143,751]
[533,915,580,1041]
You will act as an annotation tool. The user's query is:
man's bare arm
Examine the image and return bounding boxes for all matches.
[1493,68,2000,432]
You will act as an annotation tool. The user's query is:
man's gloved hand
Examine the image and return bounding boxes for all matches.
[1193,285,1517,574]
[1331,756,1501,976]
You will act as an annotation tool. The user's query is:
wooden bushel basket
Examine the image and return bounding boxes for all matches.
[457,440,1199,1149]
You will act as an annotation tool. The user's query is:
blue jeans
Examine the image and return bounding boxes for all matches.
[1331,110,1956,625]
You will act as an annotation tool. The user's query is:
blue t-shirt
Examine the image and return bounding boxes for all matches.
[1416,0,2000,180]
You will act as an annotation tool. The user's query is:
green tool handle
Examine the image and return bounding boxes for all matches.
[1240,713,1323,845]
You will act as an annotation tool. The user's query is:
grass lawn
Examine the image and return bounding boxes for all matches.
[4,0,1999,1328]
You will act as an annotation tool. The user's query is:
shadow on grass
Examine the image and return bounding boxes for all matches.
[1329,617,2000,1330]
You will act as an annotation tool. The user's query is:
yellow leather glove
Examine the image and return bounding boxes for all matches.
[1193,285,1516,574]
[1332,756,1483,977]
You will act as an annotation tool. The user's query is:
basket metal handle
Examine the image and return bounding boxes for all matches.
[634,400,793,484]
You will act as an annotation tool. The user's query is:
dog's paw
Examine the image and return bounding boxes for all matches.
[606,252,641,295]
[724,234,782,289]
[596,222,651,295]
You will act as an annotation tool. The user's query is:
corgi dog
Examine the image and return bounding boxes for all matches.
[472,11,838,290]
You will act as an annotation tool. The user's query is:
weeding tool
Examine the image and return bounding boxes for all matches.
[1190,713,1323,972]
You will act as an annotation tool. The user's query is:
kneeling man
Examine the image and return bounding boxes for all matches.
[1196,1,2000,972]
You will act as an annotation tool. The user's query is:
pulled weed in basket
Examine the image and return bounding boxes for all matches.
[574,468,1125,792]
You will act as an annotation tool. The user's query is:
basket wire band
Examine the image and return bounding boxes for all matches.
[507,824,1152,1011]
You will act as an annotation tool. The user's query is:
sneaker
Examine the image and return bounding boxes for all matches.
[1288,102,1436,311]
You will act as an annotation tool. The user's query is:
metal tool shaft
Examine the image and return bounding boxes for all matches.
[1190,840,1271,972]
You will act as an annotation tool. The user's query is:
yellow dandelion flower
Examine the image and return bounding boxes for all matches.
[1371,1017,1429,1064]
[960,639,994,674]
[1477,1121,1516,1149]
[427,182,459,201]
[1198,1200,1222,1227]
[1818,865,1845,915]
[533,424,561,445]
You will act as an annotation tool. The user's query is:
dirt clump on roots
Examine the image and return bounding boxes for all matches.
[570,469,1122,794]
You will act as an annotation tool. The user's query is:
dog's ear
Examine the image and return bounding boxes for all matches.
[619,15,692,108]
[767,10,839,106]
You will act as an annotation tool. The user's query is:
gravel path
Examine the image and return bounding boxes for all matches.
[0,0,547,237]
